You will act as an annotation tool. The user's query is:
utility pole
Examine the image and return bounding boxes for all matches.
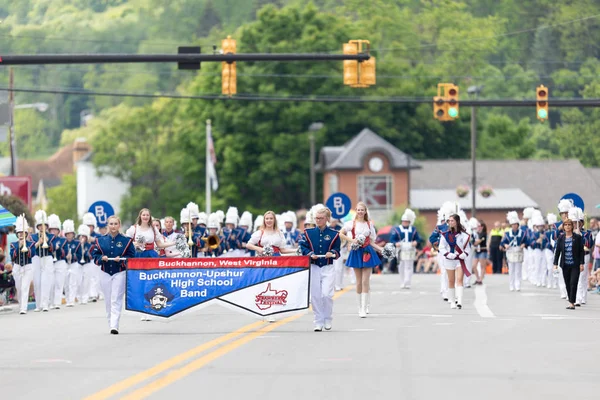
[468,85,483,218]
[308,122,324,206]
[8,67,15,176]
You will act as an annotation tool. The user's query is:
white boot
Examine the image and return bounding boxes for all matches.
[357,293,362,315]
[456,286,464,309]
[448,288,456,309]
[366,292,370,314]
[359,293,367,318]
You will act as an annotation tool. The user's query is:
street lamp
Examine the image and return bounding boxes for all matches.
[9,102,49,176]
[308,122,324,205]
[467,85,483,218]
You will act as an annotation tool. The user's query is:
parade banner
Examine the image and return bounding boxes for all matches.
[126,256,310,318]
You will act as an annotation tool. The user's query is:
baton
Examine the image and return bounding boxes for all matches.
[312,255,329,258]
[106,257,128,261]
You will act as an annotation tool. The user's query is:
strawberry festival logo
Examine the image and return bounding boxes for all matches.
[255,283,288,310]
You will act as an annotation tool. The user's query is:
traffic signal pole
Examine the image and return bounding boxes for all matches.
[0,53,370,65]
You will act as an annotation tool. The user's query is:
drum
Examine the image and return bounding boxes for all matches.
[398,242,416,261]
[506,248,524,263]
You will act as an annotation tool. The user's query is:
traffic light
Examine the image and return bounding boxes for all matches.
[536,84,548,122]
[447,84,459,119]
[433,83,459,121]
[222,36,236,96]
[343,40,375,88]
[343,42,358,86]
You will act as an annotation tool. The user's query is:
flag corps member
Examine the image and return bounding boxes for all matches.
[438,213,471,309]
[299,206,341,332]
[92,216,136,334]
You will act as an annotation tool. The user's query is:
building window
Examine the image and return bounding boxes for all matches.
[358,175,393,210]
[328,174,338,194]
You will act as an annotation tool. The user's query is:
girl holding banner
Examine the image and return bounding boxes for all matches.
[438,214,471,309]
[126,208,174,258]
[247,211,295,257]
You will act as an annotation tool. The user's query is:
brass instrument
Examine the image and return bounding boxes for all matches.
[202,234,221,252]
[187,209,194,247]
[20,214,29,253]
[80,237,86,264]
[41,214,49,250]
[67,245,72,264]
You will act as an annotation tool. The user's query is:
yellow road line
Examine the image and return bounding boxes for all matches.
[83,320,265,400]
[122,285,354,400]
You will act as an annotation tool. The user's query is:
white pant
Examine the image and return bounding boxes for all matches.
[13,264,33,313]
[523,248,532,281]
[398,259,413,287]
[333,257,344,290]
[36,256,55,309]
[53,260,68,307]
[32,256,42,309]
[544,249,557,288]
[99,270,126,330]
[310,264,335,326]
[66,263,81,305]
[79,263,95,303]
[576,255,590,304]
[533,249,546,286]
[508,262,522,290]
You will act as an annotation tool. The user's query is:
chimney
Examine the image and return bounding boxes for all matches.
[72,137,91,167]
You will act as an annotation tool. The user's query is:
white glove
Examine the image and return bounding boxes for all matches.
[458,253,467,260]
[447,253,457,260]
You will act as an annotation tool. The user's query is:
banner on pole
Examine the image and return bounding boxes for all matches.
[125,256,310,318]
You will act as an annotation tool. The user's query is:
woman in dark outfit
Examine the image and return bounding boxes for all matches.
[553,219,585,309]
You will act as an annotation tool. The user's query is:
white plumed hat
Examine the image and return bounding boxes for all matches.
[62,219,75,234]
[197,212,207,225]
[78,224,91,237]
[225,207,239,226]
[34,210,48,227]
[215,210,225,224]
[15,215,29,233]
[48,214,61,230]
[468,217,480,230]
[557,199,573,213]
[186,202,200,219]
[254,215,264,232]
[207,213,220,229]
[577,208,585,221]
[506,211,520,225]
[546,213,557,225]
[304,210,316,226]
[522,207,535,219]
[239,211,253,227]
[401,208,416,224]
[180,208,191,224]
[567,207,579,222]
[532,214,545,226]
[82,212,97,227]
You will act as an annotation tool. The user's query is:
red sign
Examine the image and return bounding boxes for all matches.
[0,176,32,208]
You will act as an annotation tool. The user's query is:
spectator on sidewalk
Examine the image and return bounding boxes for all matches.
[0,250,15,306]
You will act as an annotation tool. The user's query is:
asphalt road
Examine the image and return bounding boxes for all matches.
[3,273,599,400]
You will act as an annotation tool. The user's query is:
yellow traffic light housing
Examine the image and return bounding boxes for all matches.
[222,36,237,96]
[536,85,548,122]
[433,83,459,121]
[343,40,375,88]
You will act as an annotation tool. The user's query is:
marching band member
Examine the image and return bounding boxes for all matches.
[459,210,473,288]
[438,213,471,309]
[48,214,67,309]
[576,208,592,306]
[298,206,341,331]
[181,208,203,258]
[125,208,174,258]
[76,225,93,304]
[237,211,253,256]
[31,210,55,312]
[92,215,136,334]
[197,212,208,233]
[429,202,454,301]
[62,220,80,307]
[544,213,559,290]
[83,212,101,301]
[10,215,36,314]
[339,202,382,318]
[186,202,201,233]
[501,211,527,292]
[553,218,584,310]
[223,207,242,256]
[529,212,547,288]
[247,211,295,257]
[304,210,316,229]
[556,199,573,230]
[329,218,345,291]
[389,209,421,289]
[521,207,535,282]
[162,216,180,258]
[202,213,226,257]
[282,211,301,248]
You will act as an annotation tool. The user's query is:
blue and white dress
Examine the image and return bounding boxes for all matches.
[126,225,163,258]
[342,220,381,268]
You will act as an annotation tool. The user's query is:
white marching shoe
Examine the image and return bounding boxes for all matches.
[359,293,367,318]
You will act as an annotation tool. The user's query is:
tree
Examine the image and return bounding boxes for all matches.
[197,0,222,37]
[0,195,33,226]
[46,173,78,222]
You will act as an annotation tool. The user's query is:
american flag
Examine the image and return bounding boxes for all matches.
[207,126,218,192]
